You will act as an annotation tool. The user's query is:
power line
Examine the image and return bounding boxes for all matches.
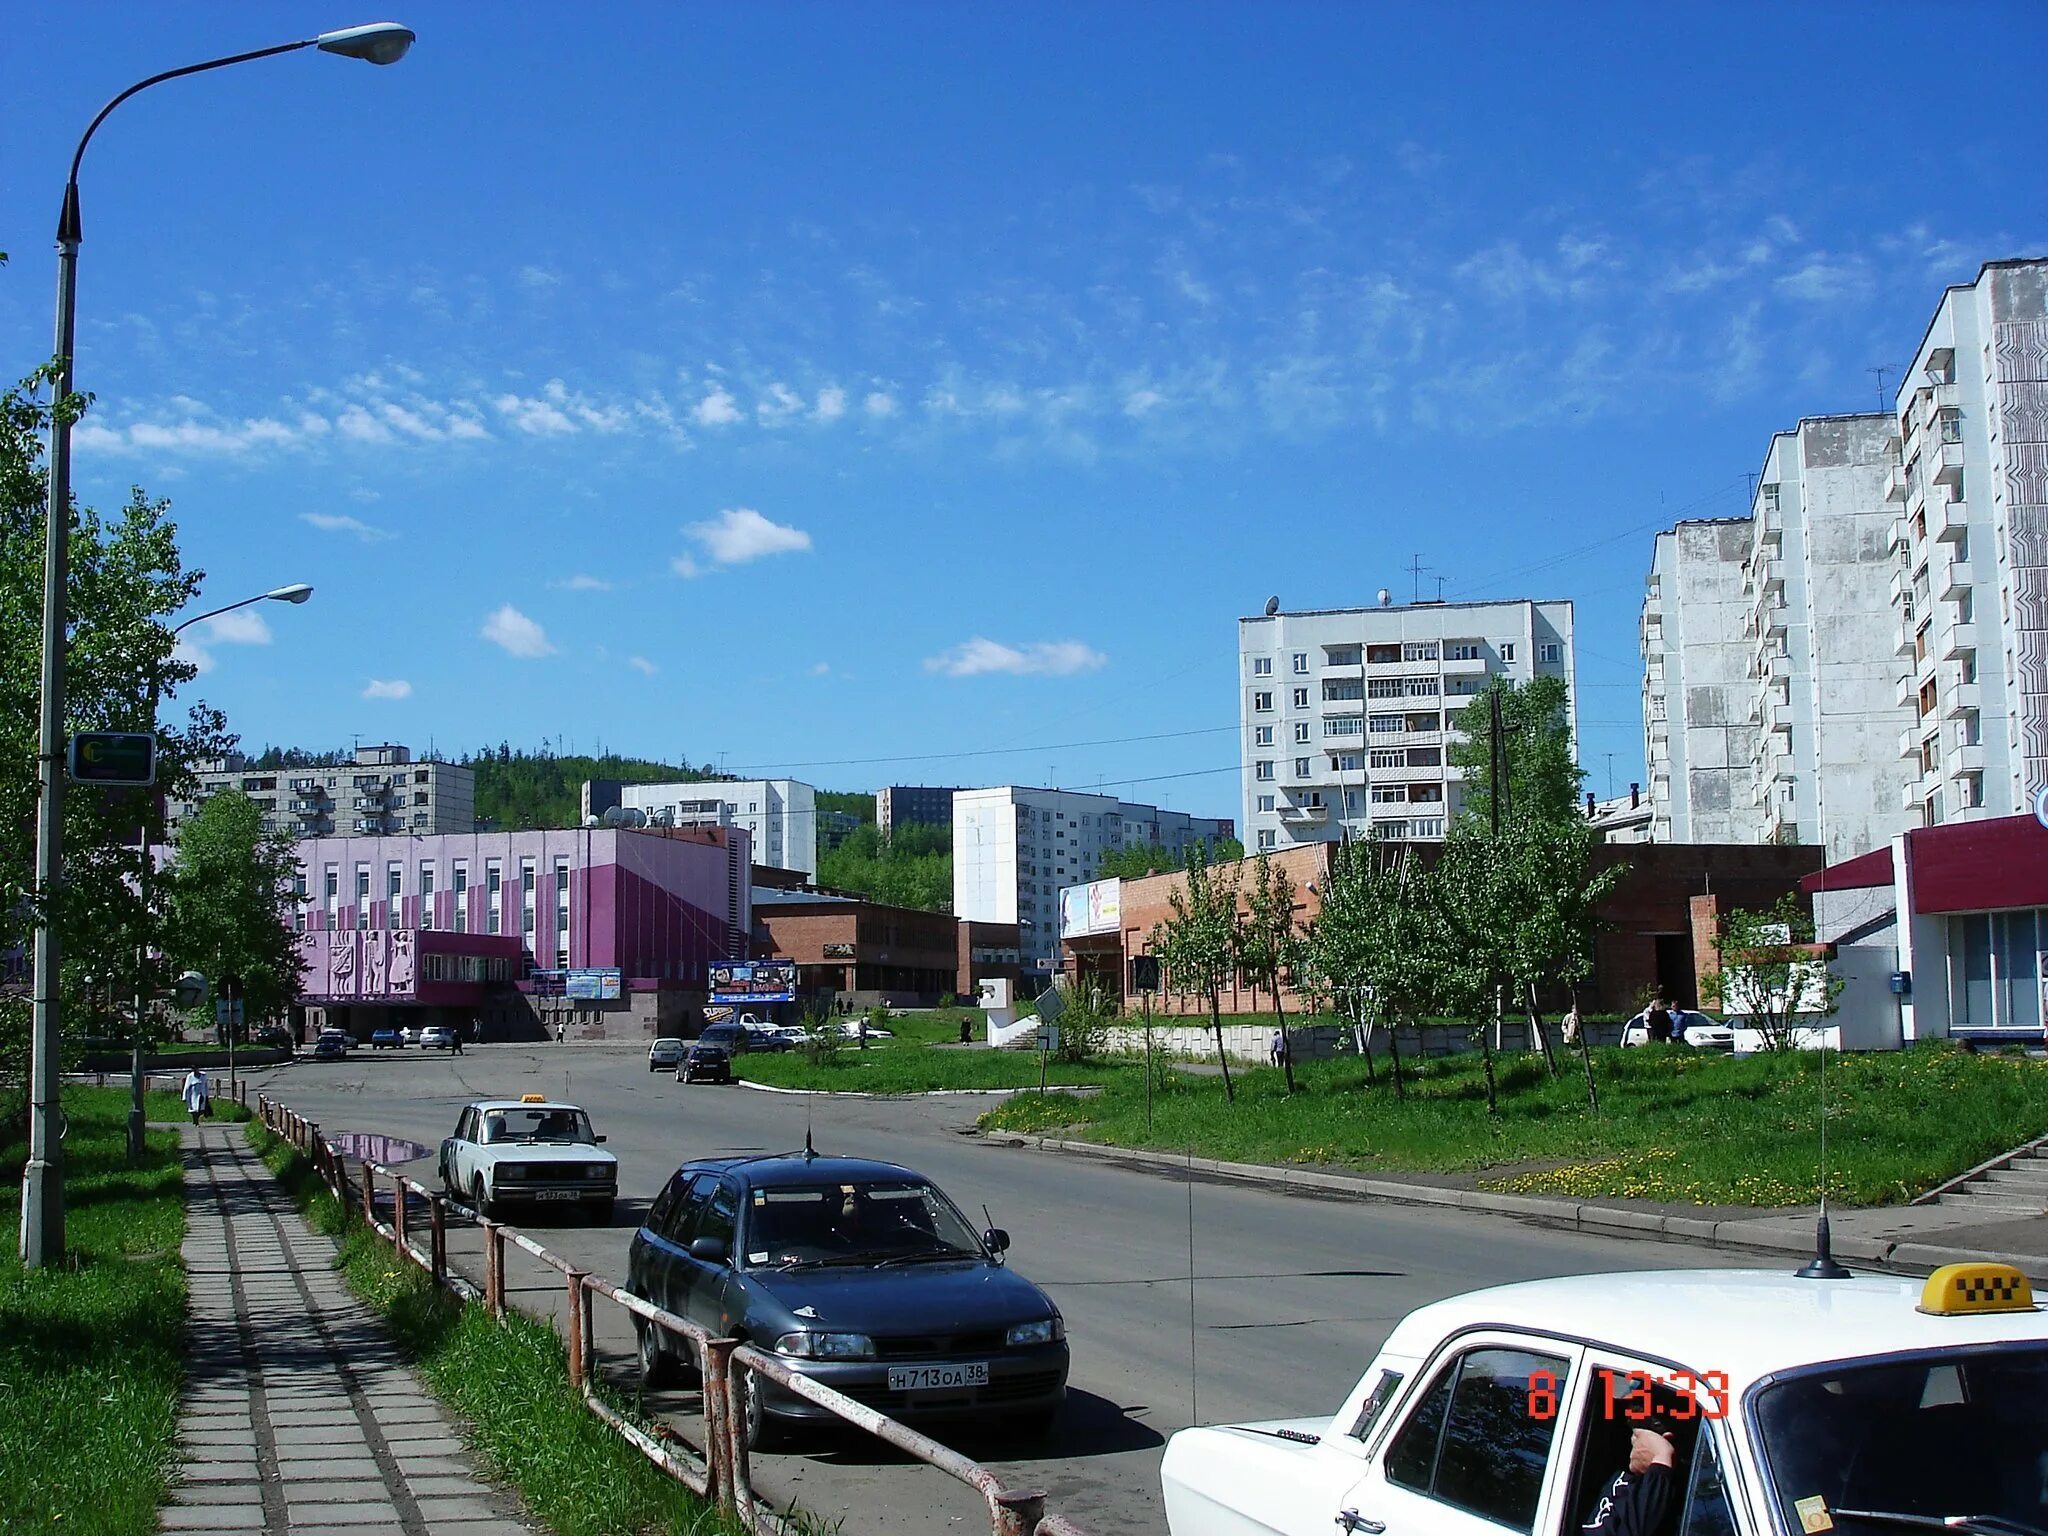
[723,724,1238,775]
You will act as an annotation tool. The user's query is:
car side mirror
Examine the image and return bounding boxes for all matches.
[689,1236,729,1264]
[596,1135,607,1143]
[983,1227,1011,1255]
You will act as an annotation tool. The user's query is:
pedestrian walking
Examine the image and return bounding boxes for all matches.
[554,1018,566,1045]
[1269,1029,1287,1068]
[452,1028,464,1056]
[1645,997,1675,1045]
[1561,1003,1583,1046]
[182,1066,211,1126]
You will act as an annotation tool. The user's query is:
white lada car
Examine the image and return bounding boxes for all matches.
[1162,1261,2048,1536]
[438,1095,618,1223]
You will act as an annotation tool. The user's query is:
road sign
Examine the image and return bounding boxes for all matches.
[1033,985,1066,1024]
[67,732,156,786]
[213,999,244,1026]
[1034,1026,1060,1053]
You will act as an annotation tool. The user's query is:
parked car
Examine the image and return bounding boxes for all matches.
[438,1096,617,1222]
[768,1025,811,1050]
[831,1019,894,1041]
[626,1153,1067,1448]
[370,1027,404,1050]
[400,1024,423,1045]
[317,1028,356,1052]
[648,1037,686,1072]
[696,1023,750,1056]
[679,1041,735,1084]
[253,1025,292,1049]
[1621,1008,1734,1050]
[418,1025,458,1050]
[310,1035,348,1062]
[1159,1260,2048,1536]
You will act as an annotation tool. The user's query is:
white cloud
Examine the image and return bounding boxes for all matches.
[864,391,899,418]
[923,637,1107,678]
[518,265,561,288]
[202,609,273,646]
[814,386,847,422]
[1776,255,1871,303]
[683,507,813,566]
[480,604,556,658]
[72,413,319,456]
[170,638,213,675]
[628,656,658,676]
[670,554,701,578]
[362,678,413,700]
[554,574,611,591]
[493,390,576,435]
[810,661,831,677]
[1124,388,1166,417]
[692,387,742,427]
[301,512,395,543]
[336,405,396,443]
[758,382,806,424]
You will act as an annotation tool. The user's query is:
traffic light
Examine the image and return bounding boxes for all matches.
[67,732,156,786]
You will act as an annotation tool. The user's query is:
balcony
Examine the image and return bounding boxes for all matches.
[1905,476,1927,517]
[1768,701,1792,738]
[1439,651,1489,674]
[1276,802,1329,824]
[1896,671,1919,710]
[1888,566,1911,607]
[1893,622,1916,658]
[1885,463,1909,502]
[1888,518,1911,555]
[1941,622,1978,661]
[1934,500,1969,542]
[352,794,391,811]
[1755,505,1782,546]
[1901,783,1924,812]
[1933,441,1965,486]
[1898,726,1927,761]
[289,797,328,813]
[1939,560,1975,601]
[354,816,391,835]
[1948,744,1986,778]
[1945,683,1982,718]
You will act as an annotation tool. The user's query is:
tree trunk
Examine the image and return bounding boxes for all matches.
[1477,1016,1500,1117]
[1386,1021,1406,1101]
[1353,998,1376,1085]
[1526,979,1558,1076]
[1275,981,1297,1094]
[1572,988,1600,1114]
[1209,989,1235,1103]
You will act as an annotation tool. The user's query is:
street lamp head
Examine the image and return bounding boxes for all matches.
[265,583,315,604]
[314,22,415,65]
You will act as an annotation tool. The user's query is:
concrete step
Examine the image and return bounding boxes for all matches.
[1936,1190,2048,1214]
[1980,1168,2048,1189]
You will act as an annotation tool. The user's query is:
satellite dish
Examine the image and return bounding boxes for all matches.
[1377,588,1392,607]
[1263,595,1280,617]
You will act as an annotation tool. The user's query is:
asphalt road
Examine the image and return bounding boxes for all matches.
[246,1043,1764,1536]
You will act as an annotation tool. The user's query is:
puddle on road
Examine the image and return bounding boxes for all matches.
[327,1131,434,1164]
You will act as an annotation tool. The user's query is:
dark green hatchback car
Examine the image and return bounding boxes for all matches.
[626,1153,1068,1446]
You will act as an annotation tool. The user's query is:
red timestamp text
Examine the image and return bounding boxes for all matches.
[1525,1369,1729,1423]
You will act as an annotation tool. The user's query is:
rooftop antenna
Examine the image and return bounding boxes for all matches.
[1407,553,1427,604]
[1868,364,1894,413]
[1432,576,1447,602]
[1263,595,1280,617]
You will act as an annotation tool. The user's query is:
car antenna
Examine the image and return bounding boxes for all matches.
[803,1092,817,1162]
[1796,1018,1850,1279]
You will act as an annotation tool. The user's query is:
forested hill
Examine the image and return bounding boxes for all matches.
[462,748,717,830]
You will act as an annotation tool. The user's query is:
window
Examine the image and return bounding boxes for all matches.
[1371,749,1407,769]
[1327,645,1361,667]
[1370,714,1405,734]
[1369,677,1406,699]
[1403,641,1439,662]
[1347,1368,1406,1444]
[1255,725,1274,746]
[485,859,503,934]
[653,1174,712,1245]
[420,863,435,931]
[1255,761,1274,781]
[1324,716,1364,738]
[1385,1346,1569,1533]
[1499,642,1517,663]
[1331,753,1363,771]
[452,862,469,933]
[1291,652,1309,674]
[1256,830,1276,850]
[1292,687,1310,709]
[355,865,370,930]
[1251,656,1273,676]
[1939,406,1962,444]
[1256,795,1276,813]
[1446,642,1483,661]
[1539,642,1562,664]
[1293,757,1311,778]
[1367,644,1402,664]
[555,857,570,939]
[1294,722,1312,744]
[1254,690,1274,712]
[387,862,402,905]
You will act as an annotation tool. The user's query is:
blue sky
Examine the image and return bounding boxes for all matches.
[6,3,2045,819]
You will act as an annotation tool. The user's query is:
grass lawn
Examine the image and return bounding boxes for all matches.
[0,1086,202,1534]
[978,1041,2048,1208]
[246,1121,759,1536]
[736,1013,1127,1094]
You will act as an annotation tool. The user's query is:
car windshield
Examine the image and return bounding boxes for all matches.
[481,1107,596,1145]
[1753,1345,2048,1536]
[740,1180,986,1269]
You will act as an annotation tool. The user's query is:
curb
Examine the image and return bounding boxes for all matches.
[736,1079,1102,1101]
[985,1133,2048,1276]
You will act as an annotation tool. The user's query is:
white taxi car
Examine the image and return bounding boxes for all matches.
[438,1095,618,1223]
[1162,1261,2048,1536]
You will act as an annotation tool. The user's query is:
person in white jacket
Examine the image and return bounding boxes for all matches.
[182,1067,210,1126]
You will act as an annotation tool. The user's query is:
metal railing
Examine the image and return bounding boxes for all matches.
[256,1093,1092,1536]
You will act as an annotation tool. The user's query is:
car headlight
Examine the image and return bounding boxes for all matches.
[1006,1317,1064,1347]
[773,1331,875,1360]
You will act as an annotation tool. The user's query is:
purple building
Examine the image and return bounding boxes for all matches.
[292,826,750,1042]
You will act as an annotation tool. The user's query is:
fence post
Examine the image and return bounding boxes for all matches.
[393,1175,410,1256]
[361,1161,376,1228]
[482,1221,505,1318]
[703,1338,738,1514]
[428,1194,447,1287]
[565,1272,590,1392]
[993,1489,1047,1536]
[306,1123,320,1181]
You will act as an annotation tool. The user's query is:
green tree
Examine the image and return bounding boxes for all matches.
[1235,854,1306,1093]
[1148,843,1244,1102]
[816,823,952,912]
[161,790,307,1028]
[1448,675,1582,830]
[1,369,230,1087]
[1700,893,1843,1052]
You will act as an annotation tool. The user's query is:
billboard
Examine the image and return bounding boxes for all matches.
[710,959,796,1003]
[1059,878,1123,939]
[531,968,622,1000]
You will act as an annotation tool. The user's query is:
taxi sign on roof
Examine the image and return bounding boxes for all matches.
[519,1093,547,1103]
[1917,1261,2036,1316]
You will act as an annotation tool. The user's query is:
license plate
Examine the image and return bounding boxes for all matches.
[887,1362,989,1392]
[533,1190,580,1201]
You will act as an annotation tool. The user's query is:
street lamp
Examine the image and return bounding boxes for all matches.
[122,583,318,1163]
[23,24,413,1269]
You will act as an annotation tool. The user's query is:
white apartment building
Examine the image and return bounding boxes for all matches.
[1889,259,2048,825]
[1741,415,1919,862]
[1237,598,1575,851]
[1643,522,1757,843]
[953,787,1234,979]
[609,778,818,876]
[167,743,474,840]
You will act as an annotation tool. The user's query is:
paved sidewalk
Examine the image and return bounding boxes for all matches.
[163,1121,534,1536]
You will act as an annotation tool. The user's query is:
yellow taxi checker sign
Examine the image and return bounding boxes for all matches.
[1916,1261,2036,1316]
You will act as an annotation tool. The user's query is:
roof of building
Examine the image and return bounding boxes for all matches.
[1239,597,1572,622]
[1383,1269,2048,1386]
[1802,812,2048,913]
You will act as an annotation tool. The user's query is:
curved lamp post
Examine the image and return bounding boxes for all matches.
[122,583,317,1163]
[23,23,412,1268]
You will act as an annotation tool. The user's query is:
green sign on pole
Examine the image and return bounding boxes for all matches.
[67,732,156,787]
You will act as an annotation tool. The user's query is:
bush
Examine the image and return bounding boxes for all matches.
[1053,981,1114,1064]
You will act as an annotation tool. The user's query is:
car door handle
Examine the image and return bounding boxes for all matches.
[1337,1512,1386,1535]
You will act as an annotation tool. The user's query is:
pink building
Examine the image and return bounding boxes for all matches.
[292,826,750,1042]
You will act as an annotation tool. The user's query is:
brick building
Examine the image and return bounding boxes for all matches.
[752,892,1020,1007]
